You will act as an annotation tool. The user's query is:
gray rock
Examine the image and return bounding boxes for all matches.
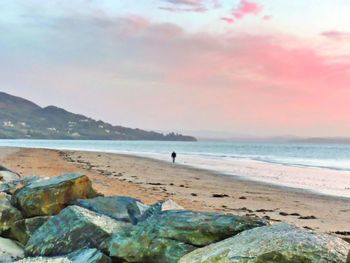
[10,216,51,245]
[73,196,149,224]
[0,193,23,234]
[67,248,111,263]
[0,176,41,195]
[0,236,24,262]
[179,223,350,263]
[13,173,99,217]
[106,210,268,263]
[16,248,111,263]
[25,205,130,257]
[0,165,20,183]
[138,199,184,222]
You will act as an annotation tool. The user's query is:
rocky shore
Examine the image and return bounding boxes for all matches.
[0,164,350,262]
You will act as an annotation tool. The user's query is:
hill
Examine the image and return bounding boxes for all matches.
[0,92,196,141]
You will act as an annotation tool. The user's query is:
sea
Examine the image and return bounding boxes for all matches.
[0,140,350,198]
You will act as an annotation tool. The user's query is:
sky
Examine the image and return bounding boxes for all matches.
[1,0,350,137]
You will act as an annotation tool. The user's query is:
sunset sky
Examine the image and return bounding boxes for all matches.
[1,0,350,137]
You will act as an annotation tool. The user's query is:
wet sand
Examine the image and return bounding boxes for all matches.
[0,147,349,240]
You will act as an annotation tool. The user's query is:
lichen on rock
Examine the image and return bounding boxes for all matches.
[15,248,111,263]
[106,210,268,263]
[179,223,350,263]
[13,173,98,217]
[10,216,51,245]
[25,205,130,257]
[0,193,23,234]
[72,195,149,224]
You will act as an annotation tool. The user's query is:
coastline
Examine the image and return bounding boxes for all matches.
[1,147,350,240]
[1,140,350,198]
[75,149,350,202]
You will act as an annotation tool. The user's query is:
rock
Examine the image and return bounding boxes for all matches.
[0,236,24,262]
[16,258,69,263]
[106,210,268,263]
[179,224,350,263]
[139,199,184,222]
[290,212,301,216]
[0,165,20,182]
[65,248,111,263]
[10,216,51,245]
[13,173,98,217]
[212,194,229,198]
[0,193,23,234]
[73,196,149,224]
[299,215,317,220]
[159,199,184,211]
[15,248,111,263]
[25,205,130,257]
[0,176,41,195]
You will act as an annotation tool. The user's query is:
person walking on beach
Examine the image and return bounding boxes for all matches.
[171,151,177,163]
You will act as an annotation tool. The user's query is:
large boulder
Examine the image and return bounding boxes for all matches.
[25,205,130,257]
[73,196,149,224]
[0,193,22,234]
[13,173,98,217]
[0,166,20,182]
[0,236,24,262]
[10,216,51,245]
[179,224,350,263]
[106,210,268,263]
[0,176,41,195]
[15,248,111,263]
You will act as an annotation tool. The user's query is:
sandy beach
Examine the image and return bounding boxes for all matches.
[1,147,349,241]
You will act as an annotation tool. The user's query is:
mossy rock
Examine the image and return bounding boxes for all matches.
[179,224,350,263]
[0,193,23,234]
[25,206,130,257]
[138,199,184,222]
[73,196,149,224]
[106,210,268,263]
[15,248,111,263]
[10,216,51,245]
[13,173,98,217]
[0,176,41,195]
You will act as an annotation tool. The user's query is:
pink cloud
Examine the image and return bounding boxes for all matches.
[262,15,272,21]
[161,32,350,132]
[164,0,203,5]
[159,6,207,12]
[321,30,350,41]
[221,17,234,24]
[232,0,262,19]
[159,0,221,12]
[212,0,221,8]
[159,0,208,12]
[220,0,263,24]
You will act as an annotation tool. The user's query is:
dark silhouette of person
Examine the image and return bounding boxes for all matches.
[171,151,177,163]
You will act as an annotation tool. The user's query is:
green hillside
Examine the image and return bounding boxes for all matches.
[0,92,196,141]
